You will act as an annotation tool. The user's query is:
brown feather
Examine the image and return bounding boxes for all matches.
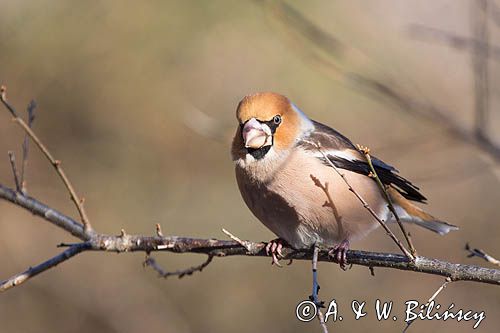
[235,92,301,151]
[388,187,434,221]
[387,187,458,234]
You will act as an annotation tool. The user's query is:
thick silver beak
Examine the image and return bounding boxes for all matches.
[242,118,272,149]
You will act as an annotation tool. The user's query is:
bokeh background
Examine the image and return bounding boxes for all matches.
[1,1,499,332]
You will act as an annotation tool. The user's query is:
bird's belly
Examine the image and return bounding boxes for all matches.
[237,155,387,249]
[237,177,305,247]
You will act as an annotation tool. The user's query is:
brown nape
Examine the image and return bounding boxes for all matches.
[236,92,302,151]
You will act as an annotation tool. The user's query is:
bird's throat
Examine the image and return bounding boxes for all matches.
[246,145,271,160]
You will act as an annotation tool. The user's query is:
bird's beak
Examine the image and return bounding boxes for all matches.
[242,118,272,149]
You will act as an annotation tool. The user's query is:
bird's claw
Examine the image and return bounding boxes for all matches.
[265,238,288,267]
[328,239,350,270]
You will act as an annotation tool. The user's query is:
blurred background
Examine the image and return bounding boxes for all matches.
[0,1,499,332]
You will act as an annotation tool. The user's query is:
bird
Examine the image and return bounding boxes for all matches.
[231,92,458,268]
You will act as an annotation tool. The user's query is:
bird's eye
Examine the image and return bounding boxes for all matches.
[273,115,282,125]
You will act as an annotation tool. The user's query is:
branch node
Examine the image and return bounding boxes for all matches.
[222,228,254,252]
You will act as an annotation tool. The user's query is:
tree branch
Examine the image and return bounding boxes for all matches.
[21,99,36,194]
[403,277,452,332]
[144,253,214,278]
[0,184,86,239]
[0,86,93,233]
[7,151,21,192]
[466,243,500,267]
[1,183,499,290]
[0,243,90,292]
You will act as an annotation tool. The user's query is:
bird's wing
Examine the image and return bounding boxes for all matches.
[298,120,427,203]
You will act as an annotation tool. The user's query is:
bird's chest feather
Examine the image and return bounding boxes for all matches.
[236,172,302,236]
[235,150,339,247]
[235,149,385,248]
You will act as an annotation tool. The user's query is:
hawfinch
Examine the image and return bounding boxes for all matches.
[231,92,457,267]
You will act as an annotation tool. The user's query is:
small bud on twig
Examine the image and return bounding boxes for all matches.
[156,223,164,237]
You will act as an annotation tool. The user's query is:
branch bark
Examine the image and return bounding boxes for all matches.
[1,183,499,292]
[0,243,89,292]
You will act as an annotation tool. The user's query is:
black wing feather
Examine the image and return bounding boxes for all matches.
[302,121,426,203]
[323,155,427,203]
[302,120,427,203]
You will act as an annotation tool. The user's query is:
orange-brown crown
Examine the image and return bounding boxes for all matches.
[235,92,302,151]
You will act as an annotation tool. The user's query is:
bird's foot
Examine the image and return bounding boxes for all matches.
[265,238,290,267]
[328,239,350,270]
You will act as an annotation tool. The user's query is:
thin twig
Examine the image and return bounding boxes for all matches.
[0,86,18,117]
[490,0,500,28]
[310,245,329,333]
[408,24,500,62]
[0,243,90,292]
[222,228,254,252]
[310,245,322,306]
[403,277,452,332]
[316,310,328,333]
[155,224,164,237]
[466,243,500,267]
[0,86,93,234]
[21,99,36,194]
[7,151,21,192]
[358,144,417,257]
[471,0,489,146]
[305,141,414,260]
[144,254,214,278]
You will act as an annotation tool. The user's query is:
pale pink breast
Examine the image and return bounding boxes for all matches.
[236,149,387,248]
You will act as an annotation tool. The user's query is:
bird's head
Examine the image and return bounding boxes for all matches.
[231,92,313,173]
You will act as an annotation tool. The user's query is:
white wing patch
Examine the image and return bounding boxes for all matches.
[305,148,359,162]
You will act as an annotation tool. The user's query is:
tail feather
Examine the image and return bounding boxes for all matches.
[387,187,458,235]
[410,218,459,235]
